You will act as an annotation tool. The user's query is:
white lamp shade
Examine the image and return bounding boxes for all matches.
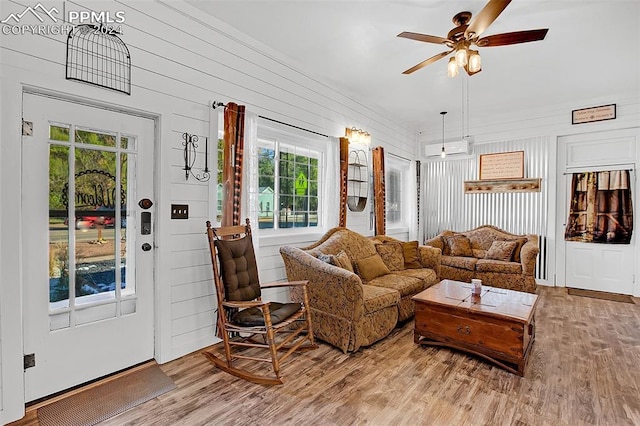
[468,50,481,73]
[455,48,468,67]
[447,57,458,77]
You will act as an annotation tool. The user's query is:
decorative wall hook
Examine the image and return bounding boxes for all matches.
[183,132,210,182]
[212,101,227,109]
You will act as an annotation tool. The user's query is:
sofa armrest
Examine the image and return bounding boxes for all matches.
[418,245,441,279]
[520,241,540,276]
[279,245,364,323]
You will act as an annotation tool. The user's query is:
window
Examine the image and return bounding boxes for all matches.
[386,155,410,228]
[257,125,324,230]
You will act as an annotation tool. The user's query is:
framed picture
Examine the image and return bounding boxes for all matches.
[479,151,524,180]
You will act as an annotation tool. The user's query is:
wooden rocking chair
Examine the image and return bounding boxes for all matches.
[203,219,317,385]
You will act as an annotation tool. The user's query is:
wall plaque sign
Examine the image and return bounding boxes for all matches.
[479,151,524,180]
[571,104,616,125]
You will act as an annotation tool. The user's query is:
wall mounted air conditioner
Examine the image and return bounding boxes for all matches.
[423,139,472,157]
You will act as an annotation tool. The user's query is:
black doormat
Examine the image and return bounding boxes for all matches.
[37,362,175,426]
[567,288,634,304]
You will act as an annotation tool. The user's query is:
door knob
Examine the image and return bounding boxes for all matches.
[142,243,152,251]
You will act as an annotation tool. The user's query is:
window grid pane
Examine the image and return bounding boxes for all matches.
[258,138,321,230]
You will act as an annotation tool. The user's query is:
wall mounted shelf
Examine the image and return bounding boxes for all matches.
[464,178,542,194]
[347,150,369,212]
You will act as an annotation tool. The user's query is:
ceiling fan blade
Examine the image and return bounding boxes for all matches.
[465,0,512,39]
[397,31,451,46]
[476,29,549,47]
[402,50,452,74]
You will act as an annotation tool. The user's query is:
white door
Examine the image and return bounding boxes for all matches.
[559,130,637,295]
[22,93,155,402]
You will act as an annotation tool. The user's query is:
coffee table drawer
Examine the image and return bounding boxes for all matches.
[415,304,526,358]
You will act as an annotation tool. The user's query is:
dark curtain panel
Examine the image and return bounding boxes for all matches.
[565,170,633,243]
[221,102,245,227]
[339,137,349,227]
[372,146,386,235]
[232,105,246,226]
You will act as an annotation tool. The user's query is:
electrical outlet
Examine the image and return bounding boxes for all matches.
[171,204,189,219]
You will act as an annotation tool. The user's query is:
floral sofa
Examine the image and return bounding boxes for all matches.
[424,225,539,293]
[279,227,440,353]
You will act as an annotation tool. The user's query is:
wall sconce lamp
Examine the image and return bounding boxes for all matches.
[183,132,211,182]
[345,127,371,146]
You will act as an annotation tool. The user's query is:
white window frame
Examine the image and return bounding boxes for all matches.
[256,123,326,235]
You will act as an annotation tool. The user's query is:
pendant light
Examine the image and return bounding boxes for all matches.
[440,111,447,158]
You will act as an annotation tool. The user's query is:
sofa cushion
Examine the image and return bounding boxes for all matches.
[361,284,400,314]
[354,254,390,281]
[395,268,438,287]
[485,240,517,262]
[334,250,354,272]
[441,255,478,271]
[375,242,404,271]
[401,241,422,269]
[444,234,473,257]
[367,274,424,297]
[475,259,522,274]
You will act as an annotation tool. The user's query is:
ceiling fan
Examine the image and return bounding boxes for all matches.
[398,0,548,76]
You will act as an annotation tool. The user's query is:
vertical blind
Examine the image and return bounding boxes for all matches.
[422,137,551,280]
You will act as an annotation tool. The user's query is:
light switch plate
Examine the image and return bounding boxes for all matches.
[171,204,189,219]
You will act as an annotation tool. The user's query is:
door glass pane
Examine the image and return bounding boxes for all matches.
[121,151,136,296]
[50,124,70,141]
[74,147,119,304]
[75,128,116,147]
[49,145,70,307]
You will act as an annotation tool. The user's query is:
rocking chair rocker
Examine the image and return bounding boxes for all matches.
[203,219,317,385]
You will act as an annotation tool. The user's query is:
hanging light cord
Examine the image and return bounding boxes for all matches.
[440,111,447,158]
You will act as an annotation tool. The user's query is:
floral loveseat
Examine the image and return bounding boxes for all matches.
[280,227,440,353]
[424,225,539,293]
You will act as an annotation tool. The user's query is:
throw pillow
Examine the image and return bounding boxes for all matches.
[440,231,455,255]
[485,240,518,262]
[402,241,422,269]
[510,238,528,263]
[354,254,391,281]
[317,253,335,265]
[444,234,473,257]
[375,242,404,271]
[333,250,354,272]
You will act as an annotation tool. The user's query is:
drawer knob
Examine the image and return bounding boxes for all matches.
[457,325,471,335]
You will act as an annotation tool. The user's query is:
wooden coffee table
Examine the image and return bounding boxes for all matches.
[412,279,539,376]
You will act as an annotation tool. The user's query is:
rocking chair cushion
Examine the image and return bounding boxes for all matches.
[215,236,261,301]
[233,302,302,327]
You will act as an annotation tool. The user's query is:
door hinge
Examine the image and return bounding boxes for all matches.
[24,353,35,370]
[22,119,33,137]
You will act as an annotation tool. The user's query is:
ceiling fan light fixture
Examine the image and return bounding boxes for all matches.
[447,57,458,77]
[468,50,481,73]
[454,47,468,67]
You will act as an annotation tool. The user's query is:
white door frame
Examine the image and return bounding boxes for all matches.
[555,127,639,296]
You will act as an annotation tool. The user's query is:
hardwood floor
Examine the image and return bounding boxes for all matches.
[15,287,640,425]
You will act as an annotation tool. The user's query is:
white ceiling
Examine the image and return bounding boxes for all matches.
[186,0,640,136]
